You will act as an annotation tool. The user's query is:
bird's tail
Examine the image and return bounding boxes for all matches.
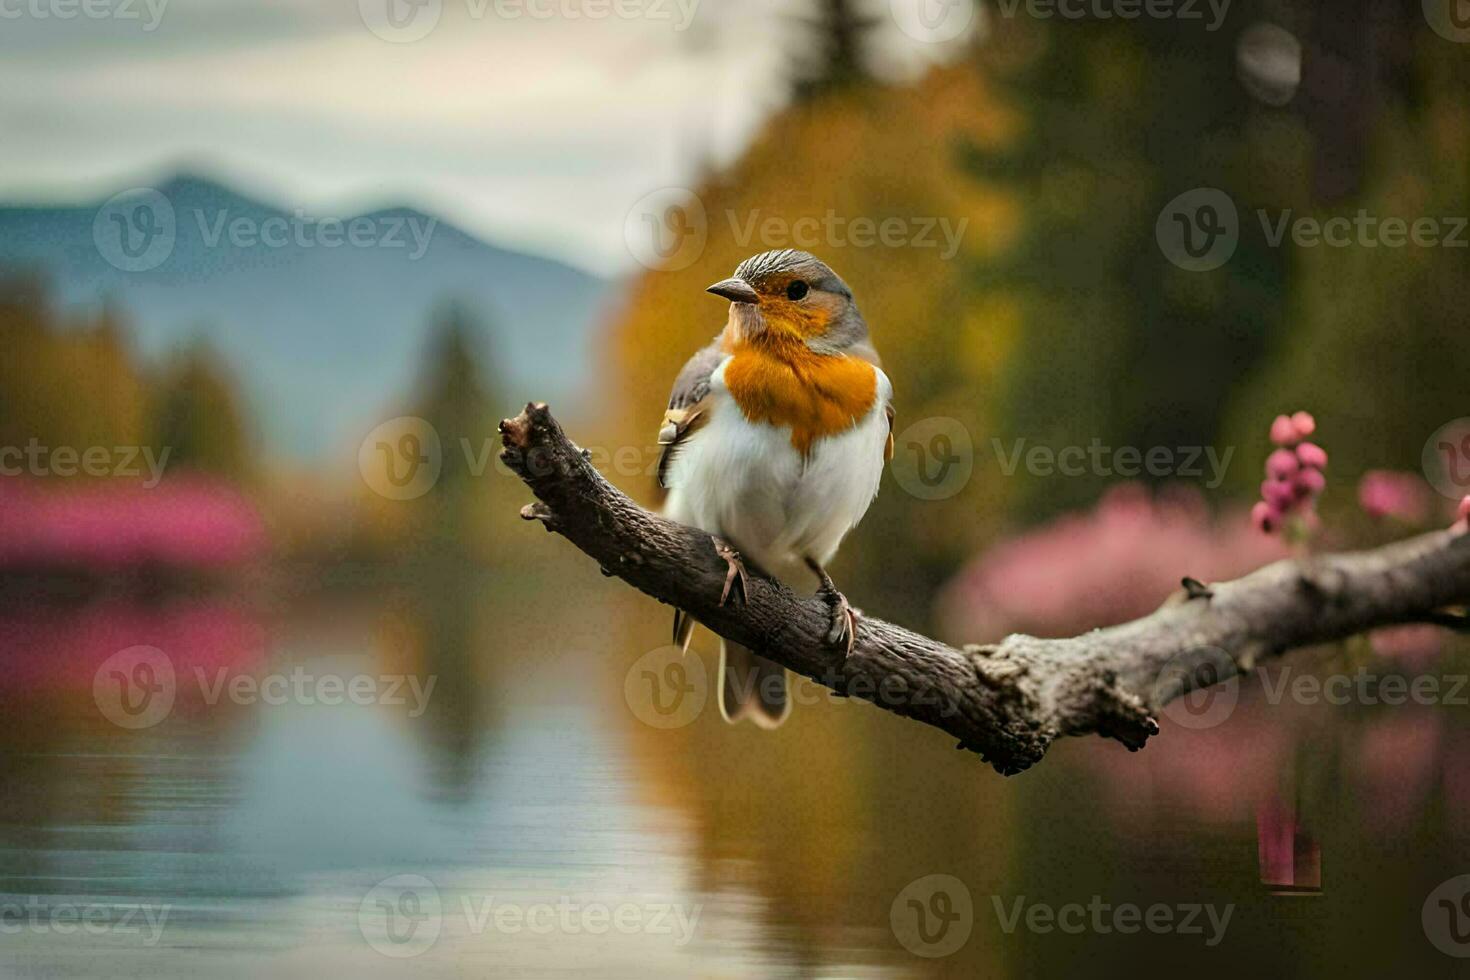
[718,640,790,729]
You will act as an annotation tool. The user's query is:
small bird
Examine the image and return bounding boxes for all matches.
[658,250,893,728]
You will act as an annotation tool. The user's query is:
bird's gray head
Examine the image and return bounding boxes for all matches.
[705,249,870,354]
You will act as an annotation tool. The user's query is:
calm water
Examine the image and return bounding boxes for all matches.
[0,568,1466,978]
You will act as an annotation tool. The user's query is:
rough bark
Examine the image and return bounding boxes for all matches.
[500,403,1470,775]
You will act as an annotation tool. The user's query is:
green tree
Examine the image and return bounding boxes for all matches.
[152,339,252,481]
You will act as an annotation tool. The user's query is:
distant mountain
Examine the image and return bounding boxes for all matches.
[0,175,615,458]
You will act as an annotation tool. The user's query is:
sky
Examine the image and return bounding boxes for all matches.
[0,0,977,276]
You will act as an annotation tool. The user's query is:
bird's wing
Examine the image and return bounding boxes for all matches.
[845,342,894,461]
[657,337,723,489]
[884,401,895,462]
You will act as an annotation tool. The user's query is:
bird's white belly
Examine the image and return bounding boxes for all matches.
[662,363,891,588]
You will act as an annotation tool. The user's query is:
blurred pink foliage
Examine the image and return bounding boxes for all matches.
[1357,470,1433,523]
[1367,623,1444,667]
[1353,709,1443,835]
[0,476,267,570]
[1257,795,1322,893]
[0,598,266,697]
[938,483,1289,642]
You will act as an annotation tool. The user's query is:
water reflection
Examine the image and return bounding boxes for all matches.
[0,573,1467,976]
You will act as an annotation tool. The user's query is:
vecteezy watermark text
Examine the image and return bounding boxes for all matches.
[622,188,970,272]
[990,0,1231,31]
[0,0,168,30]
[726,209,968,261]
[1159,187,1470,273]
[93,188,438,273]
[0,897,170,946]
[93,646,437,730]
[991,895,1233,946]
[1258,209,1469,249]
[992,438,1234,488]
[1260,666,1468,707]
[358,0,699,43]
[357,874,701,958]
[623,645,960,730]
[193,209,437,259]
[0,441,171,488]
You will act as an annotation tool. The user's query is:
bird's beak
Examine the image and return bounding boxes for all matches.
[706,277,760,305]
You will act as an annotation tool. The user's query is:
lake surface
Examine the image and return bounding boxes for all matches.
[0,568,1466,978]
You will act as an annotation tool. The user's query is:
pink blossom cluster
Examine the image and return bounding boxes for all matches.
[1252,411,1327,534]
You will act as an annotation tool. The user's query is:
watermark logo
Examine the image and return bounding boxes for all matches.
[93,646,176,730]
[990,0,1231,31]
[0,898,170,945]
[1424,0,1470,43]
[993,895,1232,945]
[727,209,968,261]
[358,875,702,955]
[1423,418,1470,501]
[193,209,437,258]
[94,189,436,270]
[889,417,974,501]
[0,440,171,487]
[195,667,436,716]
[1150,646,1238,730]
[891,874,973,957]
[623,194,970,272]
[1259,209,1467,250]
[0,0,169,31]
[1156,187,1239,272]
[359,416,443,501]
[991,437,1233,487]
[361,0,698,40]
[93,188,176,273]
[890,0,977,44]
[624,645,708,729]
[95,650,437,728]
[360,874,443,958]
[359,0,442,42]
[625,187,708,272]
[1423,875,1470,957]
[1259,666,1467,707]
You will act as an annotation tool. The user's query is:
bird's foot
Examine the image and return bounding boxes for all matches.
[804,557,859,658]
[712,536,748,607]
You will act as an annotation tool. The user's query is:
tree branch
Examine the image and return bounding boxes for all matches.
[499,403,1470,775]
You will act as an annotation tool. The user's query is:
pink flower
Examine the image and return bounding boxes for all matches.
[1252,500,1282,533]
[1265,449,1299,480]
[1459,496,1470,523]
[1254,410,1325,535]
[1261,479,1295,510]
[1295,442,1328,470]
[1270,415,1298,446]
[1293,466,1326,498]
[1357,471,1432,523]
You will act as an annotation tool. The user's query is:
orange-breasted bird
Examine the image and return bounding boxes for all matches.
[658,249,894,728]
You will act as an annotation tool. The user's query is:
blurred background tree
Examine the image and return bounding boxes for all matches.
[152,339,253,481]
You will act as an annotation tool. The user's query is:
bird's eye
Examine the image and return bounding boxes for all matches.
[786,280,809,301]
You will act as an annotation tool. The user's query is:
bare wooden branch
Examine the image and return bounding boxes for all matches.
[500,403,1470,775]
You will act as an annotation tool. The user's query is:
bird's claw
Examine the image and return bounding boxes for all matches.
[712,536,747,607]
[822,592,860,658]
[804,556,859,658]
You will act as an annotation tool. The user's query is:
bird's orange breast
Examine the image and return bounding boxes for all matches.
[721,334,878,456]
